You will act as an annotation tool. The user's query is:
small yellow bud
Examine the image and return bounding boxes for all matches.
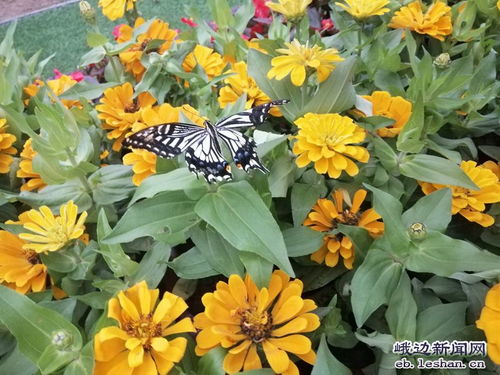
[79,0,96,25]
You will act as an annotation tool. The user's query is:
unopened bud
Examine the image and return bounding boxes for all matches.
[79,1,96,25]
[51,330,73,349]
[408,222,427,240]
[433,53,451,68]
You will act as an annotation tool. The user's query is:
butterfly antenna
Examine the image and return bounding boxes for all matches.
[180,104,209,124]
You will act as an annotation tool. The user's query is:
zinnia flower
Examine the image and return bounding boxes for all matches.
[389,1,452,41]
[98,0,137,21]
[96,82,156,151]
[267,40,344,86]
[17,138,47,192]
[123,149,157,186]
[182,45,226,83]
[477,283,500,364]
[419,161,500,227]
[0,230,48,294]
[94,280,195,375]
[304,189,384,269]
[293,113,369,178]
[218,61,280,116]
[335,0,390,19]
[118,18,177,80]
[0,119,16,174]
[361,91,412,137]
[24,76,81,108]
[194,270,320,374]
[16,201,88,253]
[265,0,312,21]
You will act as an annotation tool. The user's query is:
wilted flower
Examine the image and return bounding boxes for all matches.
[17,138,47,192]
[98,0,137,21]
[267,40,343,86]
[477,283,500,364]
[94,281,195,375]
[335,0,390,19]
[293,113,369,178]
[266,0,312,21]
[389,1,452,41]
[0,119,16,174]
[194,270,320,374]
[305,189,384,268]
[419,161,500,227]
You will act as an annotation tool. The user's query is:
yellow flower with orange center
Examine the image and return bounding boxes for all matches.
[419,161,500,227]
[98,0,137,21]
[361,91,413,137]
[265,0,312,21]
[335,0,390,19]
[0,230,48,295]
[0,119,16,174]
[96,82,156,151]
[476,283,500,364]
[123,103,203,185]
[305,189,384,269]
[293,113,369,178]
[218,61,281,117]
[182,45,226,83]
[93,280,195,375]
[17,138,47,192]
[194,270,320,374]
[24,76,81,108]
[118,18,177,80]
[14,201,88,254]
[267,40,344,86]
[389,1,452,41]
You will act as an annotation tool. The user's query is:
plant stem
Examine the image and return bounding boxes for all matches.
[65,147,93,192]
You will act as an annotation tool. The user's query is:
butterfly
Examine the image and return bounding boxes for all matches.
[123,99,289,183]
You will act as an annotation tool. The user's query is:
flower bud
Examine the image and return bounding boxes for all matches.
[51,330,73,349]
[433,53,451,68]
[408,222,427,240]
[79,1,96,25]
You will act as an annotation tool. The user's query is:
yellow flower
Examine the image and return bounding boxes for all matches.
[24,76,80,108]
[17,138,47,192]
[0,119,16,174]
[98,0,136,21]
[218,61,281,116]
[305,189,384,269]
[182,45,226,83]
[0,231,48,294]
[94,281,195,375]
[96,82,156,151]
[17,201,88,254]
[123,149,157,186]
[118,18,177,80]
[267,40,344,86]
[361,91,413,137]
[293,113,369,178]
[389,1,452,41]
[194,270,320,374]
[335,0,390,19]
[419,161,500,227]
[477,283,500,364]
[266,0,312,21]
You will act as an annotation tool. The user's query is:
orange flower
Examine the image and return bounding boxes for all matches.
[0,119,16,174]
[17,138,47,192]
[182,45,226,83]
[305,189,384,269]
[477,283,500,364]
[24,76,81,108]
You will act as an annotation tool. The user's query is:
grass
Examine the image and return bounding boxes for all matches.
[0,0,215,75]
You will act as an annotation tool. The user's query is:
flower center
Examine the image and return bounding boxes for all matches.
[47,221,69,244]
[123,313,162,350]
[332,210,360,228]
[239,307,273,343]
[24,250,41,265]
[124,99,140,113]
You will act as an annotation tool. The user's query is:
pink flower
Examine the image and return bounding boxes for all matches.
[112,24,125,40]
[53,69,63,79]
[321,19,334,31]
[69,71,85,82]
[181,17,198,27]
[253,0,270,18]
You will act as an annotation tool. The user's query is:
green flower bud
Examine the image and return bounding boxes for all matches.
[51,330,73,349]
[408,222,427,240]
[79,1,96,25]
[433,53,451,68]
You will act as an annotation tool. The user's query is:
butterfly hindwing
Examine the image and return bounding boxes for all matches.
[215,99,289,129]
[217,128,267,173]
[185,134,232,182]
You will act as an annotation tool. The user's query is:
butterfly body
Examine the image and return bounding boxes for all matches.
[123,100,289,182]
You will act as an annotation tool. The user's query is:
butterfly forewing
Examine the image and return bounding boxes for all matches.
[215,99,290,129]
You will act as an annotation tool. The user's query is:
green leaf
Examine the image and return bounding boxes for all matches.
[80,47,106,66]
[283,226,324,257]
[59,82,117,100]
[190,226,245,277]
[399,154,478,190]
[63,342,93,375]
[336,224,373,262]
[195,181,294,276]
[0,346,37,375]
[416,302,467,341]
[0,286,82,372]
[405,232,500,276]
[89,165,135,205]
[169,247,218,279]
[369,134,398,173]
[351,249,403,327]
[129,168,205,206]
[239,252,274,288]
[104,191,198,244]
[291,183,327,227]
[197,347,225,375]
[86,32,109,48]
[396,94,425,153]
[402,189,452,232]
[385,272,417,340]
[128,242,171,287]
[97,209,139,278]
[311,334,351,375]
[268,156,296,198]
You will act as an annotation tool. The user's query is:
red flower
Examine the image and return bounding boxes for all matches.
[181,17,198,27]
[253,0,270,18]
[321,18,334,31]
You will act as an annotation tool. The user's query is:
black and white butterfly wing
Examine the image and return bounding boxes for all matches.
[123,123,205,158]
[185,134,232,182]
[217,128,267,173]
[215,99,289,130]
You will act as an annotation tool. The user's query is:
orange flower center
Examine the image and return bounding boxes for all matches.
[123,313,162,349]
[338,209,360,226]
[24,250,41,265]
[124,100,140,113]
[238,307,273,343]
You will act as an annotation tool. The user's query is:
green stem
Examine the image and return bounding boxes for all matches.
[103,45,121,80]
[65,147,92,192]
